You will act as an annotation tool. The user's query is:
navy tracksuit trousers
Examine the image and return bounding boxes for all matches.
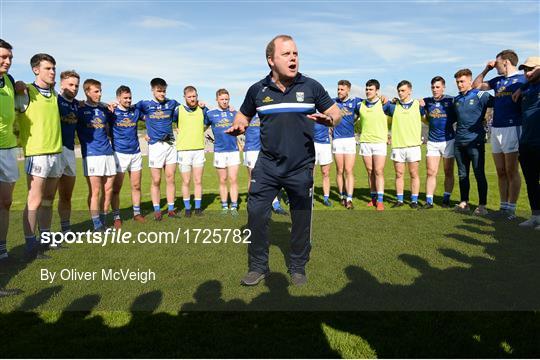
[247,158,314,275]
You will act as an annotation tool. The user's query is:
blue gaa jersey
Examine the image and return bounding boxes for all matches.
[244,115,261,151]
[423,95,456,142]
[135,99,178,144]
[454,89,493,145]
[519,81,540,148]
[77,103,114,157]
[384,101,426,116]
[314,122,330,144]
[57,94,79,150]
[110,106,142,154]
[240,72,335,176]
[205,108,238,152]
[333,97,362,139]
[488,73,526,127]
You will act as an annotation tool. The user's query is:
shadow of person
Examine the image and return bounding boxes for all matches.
[181,280,246,311]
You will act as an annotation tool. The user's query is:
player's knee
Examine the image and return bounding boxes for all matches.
[427,168,437,178]
[495,166,507,177]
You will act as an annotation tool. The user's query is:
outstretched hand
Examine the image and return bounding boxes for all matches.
[307,113,333,126]
[225,118,249,136]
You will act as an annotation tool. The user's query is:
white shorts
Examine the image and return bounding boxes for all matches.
[243,150,260,169]
[148,141,177,168]
[314,142,333,165]
[178,150,205,173]
[60,147,76,177]
[214,151,241,168]
[25,153,62,178]
[114,152,143,173]
[83,155,117,177]
[426,140,455,158]
[332,137,356,155]
[0,148,20,183]
[359,142,387,157]
[491,126,521,154]
[391,146,422,163]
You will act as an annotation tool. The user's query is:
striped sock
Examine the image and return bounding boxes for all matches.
[168,203,175,211]
[500,202,508,211]
[92,215,103,230]
[443,192,451,202]
[112,209,121,220]
[397,194,404,203]
[377,192,384,203]
[411,194,419,203]
[0,241,7,256]
[231,202,238,209]
[25,235,37,252]
[221,201,228,209]
[323,195,329,202]
[99,212,107,226]
[507,203,516,213]
[183,199,191,210]
[133,205,141,216]
[194,199,202,209]
[153,204,161,212]
[60,220,71,233]
[426,195,434,205]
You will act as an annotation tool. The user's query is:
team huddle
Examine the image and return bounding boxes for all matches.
[0,37,539,275]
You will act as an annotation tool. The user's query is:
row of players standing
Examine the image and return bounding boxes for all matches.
[314,50,539,226]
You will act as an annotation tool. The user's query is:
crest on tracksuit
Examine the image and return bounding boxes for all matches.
[296,92,304,102]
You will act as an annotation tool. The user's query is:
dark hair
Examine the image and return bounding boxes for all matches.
[0,39,13,50]
[496,49,518,66]
[83,78,101,92]
[30,53,56,68]
[116,85,131,97]
[150,78,167,88]
[60,70,80,80]
[397,80,412,90]
[265,34,294,59]
[338,80,351,88]
[184,85,197,94]
[216,88,229,97]
[365,79,380,90]
[430,76,445,85]
[454,68,472,78]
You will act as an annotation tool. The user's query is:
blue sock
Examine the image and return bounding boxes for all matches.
[133,205,141,216]
[443,192,451,202]
[324,195,329,202]
[60,220,71,233]
[25,235,37,252]
[370,192,377,200]
[183,199,191,210]
[153,204,161,212]
[221,201,228,209]
[426,195,434,205]
[231,202,238,209]
[272,199,280,210]
[168,203,175,211]
[112,209,121,220]
[92,215,103,230]
[411,194,418,203]
[377,192,384,203]
[194,199,202,209]
[347,194,353,202]
[500,201,508,211]
[397,194,404,202]
[0,241,7,255]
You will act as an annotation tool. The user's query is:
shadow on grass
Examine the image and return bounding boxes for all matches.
[0,212,539,357]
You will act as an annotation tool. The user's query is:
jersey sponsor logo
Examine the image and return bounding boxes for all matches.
[61,112,78,124]
[296,92,304,102]
[262,96,273,103]
[117,117,136,127]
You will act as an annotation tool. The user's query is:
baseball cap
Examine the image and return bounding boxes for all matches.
[519,56,540,70]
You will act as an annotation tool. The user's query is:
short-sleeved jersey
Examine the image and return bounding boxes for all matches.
[314,122,330,144]
[454,89,493,144]
[77,103,114,157]
[110,106,142,154]
[244,115,261,151]
[57,94,79,150]
[519,81,540,148]
[239,72,334,176]
[487,73,526,127]
[332,97,362,139]
[205,108,238,152]
[135,99,179,144]
[422,95,456,142]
